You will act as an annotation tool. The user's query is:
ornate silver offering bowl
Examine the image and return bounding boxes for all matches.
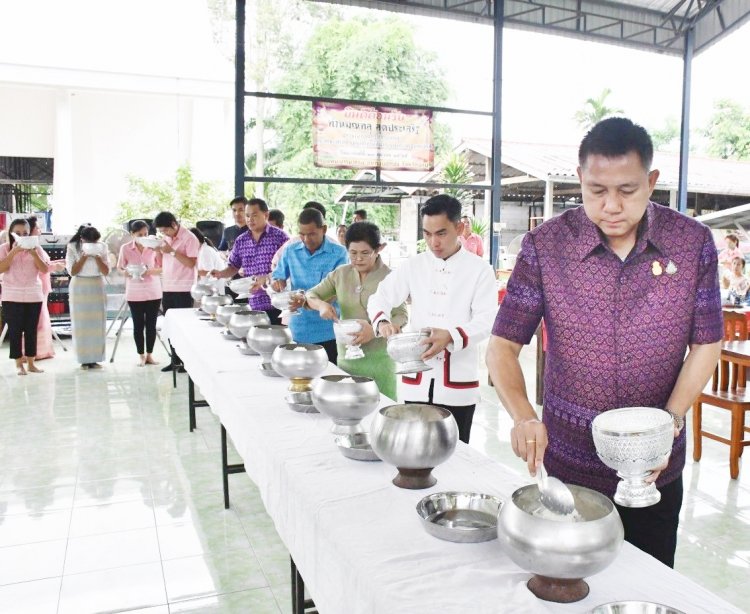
[228,276,257,299]
[271,344,328,412]
[200,294,233,319]
[228,310,270,347]
[497,484,624,603]
[333,319,365,360]
[311,374,380,436]
[246,325,293,376]
[386,331,433,374]
[370,404,458,489]
[270,290,305,318]
[191,281,214,303]
[591,407,674,508]
[125,264,147,281]
[215,304,243,328]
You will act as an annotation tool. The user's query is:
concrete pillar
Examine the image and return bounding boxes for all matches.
[543,179,554,220]
[52,90,75,235]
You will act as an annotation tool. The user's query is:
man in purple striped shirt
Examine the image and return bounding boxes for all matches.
[487,118,722,567]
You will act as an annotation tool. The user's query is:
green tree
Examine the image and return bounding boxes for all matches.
[265,16,451,231]
[439,151,474,207]
[704,99,750,160]
[650,117,680,150]
[114,165,229,228]
[574,88,623,131]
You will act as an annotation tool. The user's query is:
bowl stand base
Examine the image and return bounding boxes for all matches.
[527,575,589,603]
[393,468,436,489]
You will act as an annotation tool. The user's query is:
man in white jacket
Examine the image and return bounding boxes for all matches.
[367,195,497,443]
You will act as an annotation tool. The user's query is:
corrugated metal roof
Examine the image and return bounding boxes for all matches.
[311,0,750,55]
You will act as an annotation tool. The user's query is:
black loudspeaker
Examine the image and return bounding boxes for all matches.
[195,220,225,248]
[123,218,155,235]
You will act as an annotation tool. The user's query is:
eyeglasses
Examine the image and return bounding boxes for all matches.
[348,250,374,260]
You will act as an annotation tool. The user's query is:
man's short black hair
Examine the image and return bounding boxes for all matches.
[154,211,178,228]
[345,221,380,249]
[353,209,367,219]
[578,117,654,171]
[268,209,285,227]
[420,195,462,224]
[298,208,324,228]
[303,201,326,217]
[230,196,248,207]
[246,198,269,213]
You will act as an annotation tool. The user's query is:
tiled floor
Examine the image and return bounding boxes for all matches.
[1,329,749,613]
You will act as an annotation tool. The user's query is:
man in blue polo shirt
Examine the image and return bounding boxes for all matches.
[271,208,347,363]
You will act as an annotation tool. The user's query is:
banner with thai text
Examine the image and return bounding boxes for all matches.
[312,102,434,171]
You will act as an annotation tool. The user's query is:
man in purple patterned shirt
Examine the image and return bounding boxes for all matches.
[487,118,722,567]
[211,198,288,324]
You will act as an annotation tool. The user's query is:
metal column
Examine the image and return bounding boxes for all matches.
[187,376,208,433]
[489,0,505,268]
[221,425,246,509]
[677,26,694,215]
[234,0,246,197]
[290,557,318,614]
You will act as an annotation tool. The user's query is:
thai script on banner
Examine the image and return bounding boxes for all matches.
[312,102,434,171]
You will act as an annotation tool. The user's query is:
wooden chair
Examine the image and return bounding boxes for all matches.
[692,310,750,478]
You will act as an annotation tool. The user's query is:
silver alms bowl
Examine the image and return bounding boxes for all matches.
[590,602,686,614]
[228,309,270,341]
[215,304,243,327]
[386,331,433,374]
[246,325,293,375]
[201,293,232,315]
[271,343,329,382]
[497,484,624,603]
[370,404,458,489]
[191,282,214,302]
[311,375,381,434]
[592,407,674,508]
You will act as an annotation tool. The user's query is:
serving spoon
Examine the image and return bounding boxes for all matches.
[537,463,576,515]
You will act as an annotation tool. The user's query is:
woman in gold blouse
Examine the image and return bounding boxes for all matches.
[306,222,407,399]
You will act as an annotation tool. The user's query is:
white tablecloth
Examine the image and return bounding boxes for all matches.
[166,309,742,614]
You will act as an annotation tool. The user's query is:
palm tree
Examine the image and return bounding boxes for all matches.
[574,88,624,130]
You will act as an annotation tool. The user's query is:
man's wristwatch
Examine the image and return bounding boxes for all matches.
[666,409,684,432]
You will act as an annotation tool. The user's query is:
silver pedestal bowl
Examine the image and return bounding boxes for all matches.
[370,404,458,489]
[497,484,624,603]
[386,331,433,374]
[215,304,243,328]
[333,320,365,360]
[592,407,674,508]
[200,294,233,321]
[125,264,147,281]
[191,282,214,303]
[311,374,381,434]
[246,325,293,376]
[270,290,305,318]
[229,310,270,354]
[271,343,329,412]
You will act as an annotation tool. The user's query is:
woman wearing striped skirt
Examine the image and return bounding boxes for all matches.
[66,225,110,369]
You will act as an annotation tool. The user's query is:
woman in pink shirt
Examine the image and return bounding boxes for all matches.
[117,220,163,367]
[0,218,51,375]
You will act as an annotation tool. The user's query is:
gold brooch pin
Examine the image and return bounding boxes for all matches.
[665,260,677,275]
[652,261,663,276]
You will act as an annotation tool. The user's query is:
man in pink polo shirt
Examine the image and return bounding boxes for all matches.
[154,211,199,372]
[458,215,484,257]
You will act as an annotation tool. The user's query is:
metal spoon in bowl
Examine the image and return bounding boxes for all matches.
[537,463,576,515]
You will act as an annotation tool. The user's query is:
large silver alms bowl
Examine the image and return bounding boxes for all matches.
[386,331,433,374]
[591,407,674,508]
[271,343,329,383]
[201,293,232,315]
[215,304,243,327]
[370,404,458,489]
[246,325,293,375]
[191,282,214,302]
[497,484,624,604]
[311,375,381,434]
[228,310,270,340]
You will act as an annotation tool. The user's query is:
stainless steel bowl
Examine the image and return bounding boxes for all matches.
[592,407,674,508]
[370,404,458,489]
[416,492,503,543]
[386,331,433,374]
[497,484,624,603]
[271,343,329,381]
[228,276,257,297]
[284,391,317,413]
[590,602,686,614]
[269,290,304,316]
[201,293,233,315]
[191,282,214,302]
[215,304,243,327]
[125,263,147,280]
[311,375,381,434]
[334,432,380,462]
[228,310,270,341]
[236,341,256,356]
[246,325,293,374]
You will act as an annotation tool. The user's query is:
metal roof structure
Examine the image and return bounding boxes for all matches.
[696,202,750,229]
[312,0,750,55]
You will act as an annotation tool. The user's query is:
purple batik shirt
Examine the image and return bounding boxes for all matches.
[228,223,288,311]
[492,203,722,497]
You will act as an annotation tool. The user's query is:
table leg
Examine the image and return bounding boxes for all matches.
[290,557,317,614]
[221,424,246,509]
[187,376,209,433]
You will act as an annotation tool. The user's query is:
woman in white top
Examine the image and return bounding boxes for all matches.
[190,228,227,295]
[66,224,110,369]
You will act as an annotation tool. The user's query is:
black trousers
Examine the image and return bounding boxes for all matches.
[313,338,337,365]
[264,307,282,326]
[128,299,161,355]
[405,379,476,444]
[615,476,683,568]
[3,301,42,360]
[161,291,193,365]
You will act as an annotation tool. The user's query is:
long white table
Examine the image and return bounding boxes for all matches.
[165,309,742,614]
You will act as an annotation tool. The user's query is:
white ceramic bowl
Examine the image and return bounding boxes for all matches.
[137,236,164,249]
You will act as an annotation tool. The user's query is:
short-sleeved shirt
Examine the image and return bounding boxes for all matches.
[272,237,348,343]
[0,243,50,302]
[217,225,247,251]
[459,233,484,257]
[492,203,723,496]
[162,225,200,292]
[228,223,289,311]
[118,241,162,302]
